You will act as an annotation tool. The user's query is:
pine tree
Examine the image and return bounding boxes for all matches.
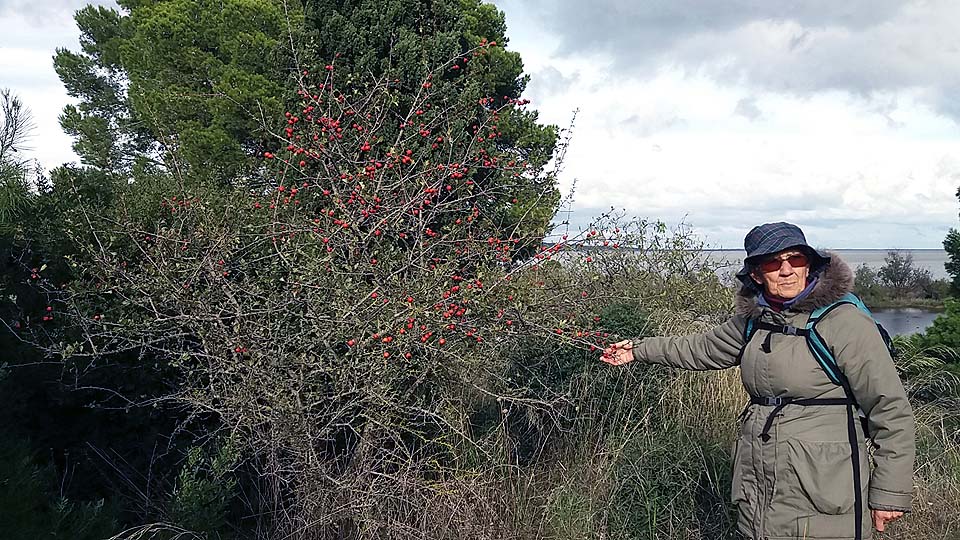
[52,0,560,237]
[54,0,296,184]
[943,227,960,295]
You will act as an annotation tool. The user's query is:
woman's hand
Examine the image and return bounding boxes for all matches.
[872,509,904,532]
[600,339,635,365]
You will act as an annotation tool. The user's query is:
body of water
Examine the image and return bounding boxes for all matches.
[704,249,950,280]
[871,308,940,336]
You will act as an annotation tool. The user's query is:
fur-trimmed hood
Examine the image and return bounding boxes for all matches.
[734,251,854,317]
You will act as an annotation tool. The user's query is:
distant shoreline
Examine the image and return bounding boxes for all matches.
[868,300,946,311]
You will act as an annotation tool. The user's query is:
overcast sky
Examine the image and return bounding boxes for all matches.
[2,0,958,248]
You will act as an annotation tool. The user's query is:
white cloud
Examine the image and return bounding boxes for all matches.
[0,1,119,171]
[494,0,960,248]
[513,0,960,120]
[0,0,115,26]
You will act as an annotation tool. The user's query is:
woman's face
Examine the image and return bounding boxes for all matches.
[751,249,811,299]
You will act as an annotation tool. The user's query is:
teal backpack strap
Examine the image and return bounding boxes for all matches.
[804,296,858,387]
[806,292,897,385]
[744,317,757,342]
[834,293,899,358]
[735,317,759,365]
[842,292,871,312]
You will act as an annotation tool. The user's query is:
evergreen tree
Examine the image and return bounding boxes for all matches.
[943,226,960,295]
[54,0,296,185]
[52,0,560,236]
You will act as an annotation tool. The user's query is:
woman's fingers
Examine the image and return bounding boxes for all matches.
[872,510,904,532]
[600,340,634,365]
[873,511,885,532]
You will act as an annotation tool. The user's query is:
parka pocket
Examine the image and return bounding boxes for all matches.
[784,439,867,516]
[796,514,865,539]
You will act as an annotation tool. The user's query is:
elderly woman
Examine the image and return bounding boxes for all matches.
[601,222,914,540]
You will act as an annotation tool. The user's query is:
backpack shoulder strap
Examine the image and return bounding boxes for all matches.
[810,292,898,358]
[808,292,861,324]
[735,316,759,364]
[805,296,859,387]
[844,292,899,359]
[743,317,758,343]
[840,292,873,315]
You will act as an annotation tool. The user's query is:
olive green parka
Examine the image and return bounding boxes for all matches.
[631,253,915,540]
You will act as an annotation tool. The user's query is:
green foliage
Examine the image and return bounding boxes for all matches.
[892,335,960,403]
[169,441,239,538]
[54,0,297,183]
[944,227,960,296]
[53,0,559,233]
[607,432,733,539]
[878,250,931,296]
[918,299,960,354]
[0,439,119,540]
[299,0,560,241]
[854,254,946,308]
[0,88,38,233]
[853,263,880,301]
[921,278,952,302]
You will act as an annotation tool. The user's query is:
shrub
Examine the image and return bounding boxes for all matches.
[878,251,932,299]
[918,299,960,353]
[25,52,660,536]
[0,439,120,540]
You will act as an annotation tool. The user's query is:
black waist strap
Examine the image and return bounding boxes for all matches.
[749,395,864,540]
[750,395,851,407]
[750,396,853,441]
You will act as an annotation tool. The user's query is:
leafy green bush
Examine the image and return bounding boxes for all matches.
[854,254,948,307]
[0,439,119,540]
[169,442,239,539]
[918,299,960,355]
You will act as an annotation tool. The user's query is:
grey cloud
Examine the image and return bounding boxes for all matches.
[0,0,117,27]
[527,66,581,100]
[734,96,761,120]
[617,111,685,137]
[520,0,960,121]
[525,0,903,62]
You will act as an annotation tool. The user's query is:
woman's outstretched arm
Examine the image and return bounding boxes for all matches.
[601,316,746,370]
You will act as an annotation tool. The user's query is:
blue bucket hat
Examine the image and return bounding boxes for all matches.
[735,222,830,288]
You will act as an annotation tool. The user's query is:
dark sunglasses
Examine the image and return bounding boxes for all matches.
[758,253,809,273]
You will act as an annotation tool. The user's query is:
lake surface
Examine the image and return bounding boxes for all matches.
[871,308,940,336]
[704,249,950,279]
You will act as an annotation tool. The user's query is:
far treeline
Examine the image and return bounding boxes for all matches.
[1,1,958,539]
[853,250,951,309]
